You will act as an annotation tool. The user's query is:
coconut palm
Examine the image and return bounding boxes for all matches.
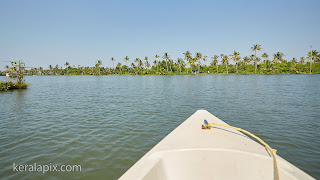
[177,58,184,73]
[264,60,274,72]
[54,65,59,75]
[243,56,250,65]
[195,52,202,74]
[273,52,284,64]
[307,50,319,73]
[183,51,192,74]
[220,54,225,71]
[79,66,84,75]
[249,54,255,64]
[64,62,69,68]
[250,44,262,73]
[292,58,297,66]
[124,56,130,73]
[202,55,208,66]
[110,57,115,71]
[138,59,143,71]
[39,67,43,75]
[262,52,268,64]
[307,50,319,63]
[211,55,219,73]
[163,53,170,72]
[145,60,150,74]
[64,62,69,75]
[135,58,140,73]
[48,65,53,74]
[222,55,229,74]
[168,59,173,72]
[152,60,158,73]
[300,57,305,64]
[95,60,102,75]
[117,63,122,74]
[256,57,262,65]
[144,56,149,73]
[231,51,240,73]
[154,55,160,73]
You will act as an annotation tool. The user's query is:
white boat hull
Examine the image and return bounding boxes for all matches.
[120,110,314,180]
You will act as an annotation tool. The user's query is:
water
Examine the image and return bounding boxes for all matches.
[0,75,319,179]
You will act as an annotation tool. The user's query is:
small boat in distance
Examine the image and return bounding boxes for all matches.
[120,110,314,180]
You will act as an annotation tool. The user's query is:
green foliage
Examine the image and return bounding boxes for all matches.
[3,50,320,76]
[0,81,28,91]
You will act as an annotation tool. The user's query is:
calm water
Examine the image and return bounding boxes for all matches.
[0,75,319,179]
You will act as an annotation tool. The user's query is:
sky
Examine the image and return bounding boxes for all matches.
[0,0,319,69]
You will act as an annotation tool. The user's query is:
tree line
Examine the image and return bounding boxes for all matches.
[2,44,320,76]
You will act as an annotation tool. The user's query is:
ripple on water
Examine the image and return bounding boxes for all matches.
[0,75,319,179]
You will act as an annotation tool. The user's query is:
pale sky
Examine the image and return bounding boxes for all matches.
[0,0,319,69]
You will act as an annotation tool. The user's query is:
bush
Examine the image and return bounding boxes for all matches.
[0,81,28,91]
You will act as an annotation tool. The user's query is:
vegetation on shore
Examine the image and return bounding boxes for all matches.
[0,61,28,91]
[0,81,28,91]
[1,45,320,76]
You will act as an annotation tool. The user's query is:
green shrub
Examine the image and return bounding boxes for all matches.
[0,81,28,91]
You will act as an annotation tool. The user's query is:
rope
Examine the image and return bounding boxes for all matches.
[202,121,280,180]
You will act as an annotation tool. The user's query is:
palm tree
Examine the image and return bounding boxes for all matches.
[79,66,84,75]
[110,57,115,71]
[152,60,158,73]
[307,50,319,73]
[135,58,140,73]
[202,55,208,66]
[250,44,262,73]
[300,57,305,64]
[184,51,191,74]
[117,63,122,74]
[64,62,69,75]
[154,55,160,73]
[138,59,143,72]
[273,52,284,64]
[177,58,184,73]
[256,57,262,65]
[144,56,149,74]
[124,56,130,74]
[231,51,240,73]
[222,55,229,74]
[264,60,274,72]
[195,52,202,74]
[220,54,225,73]
[131,63,136,74]
[168,59,173,72]
[291,58,297,66]
[163,53,170,72]
[39,67,43,75]
[308,50,319,63]
[212,55,219,73]
[249,54,255,64]
[54,65,59,75]
[95,60,102,75]
[243,56,250,65]
[145,60,150,74]
[262,52,268,64]
[48,65,53,74]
